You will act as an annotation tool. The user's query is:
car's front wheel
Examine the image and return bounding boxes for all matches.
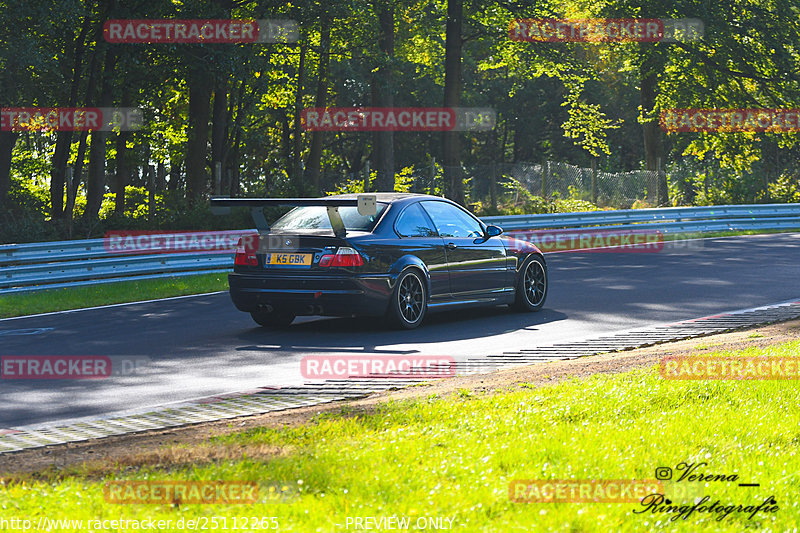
[387,269,427,329]
[250,309,296,328]
[514,255,547,311]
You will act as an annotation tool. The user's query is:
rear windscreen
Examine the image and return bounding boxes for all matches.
[270,203,388,232]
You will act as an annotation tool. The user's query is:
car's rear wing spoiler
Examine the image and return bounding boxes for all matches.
[210,195,377,238]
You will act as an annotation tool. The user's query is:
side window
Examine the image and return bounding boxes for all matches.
[394,203,438,237]
[421,201,484,238]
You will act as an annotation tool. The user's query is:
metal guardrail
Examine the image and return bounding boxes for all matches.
[481,203,800,231]
[0,230,250,295]
[1,203,799,294]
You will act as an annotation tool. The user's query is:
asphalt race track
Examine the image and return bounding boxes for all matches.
[2,233,799,429]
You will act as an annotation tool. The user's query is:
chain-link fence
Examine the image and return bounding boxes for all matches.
[321,160,668,209]
[464,162,663,208]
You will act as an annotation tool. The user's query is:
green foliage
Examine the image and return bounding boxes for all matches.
[764,174,800,203]
[552,198,600,212]
[327,173,372,195]
[561,85,620,157]
[483,176,601,215]
[3,0,800,242]
[630,199,653,209]
[393,166,416,193]
[326,166,419,195]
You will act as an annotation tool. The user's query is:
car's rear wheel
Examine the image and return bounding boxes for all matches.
[250,309,296,328]
[514,255,547,311]
[387,269,427,329]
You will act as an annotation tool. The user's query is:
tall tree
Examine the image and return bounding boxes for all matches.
[85,48,116,220]
[371,1,396,192]
[442,0,464,204]
[306,13,332,195]
[185,66,213,201]
[0,132,18,208]
[640,45,668,205]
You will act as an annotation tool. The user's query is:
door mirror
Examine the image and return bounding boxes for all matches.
[485,225,503,237]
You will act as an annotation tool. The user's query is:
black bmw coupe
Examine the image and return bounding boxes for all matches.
[211,193,547,329]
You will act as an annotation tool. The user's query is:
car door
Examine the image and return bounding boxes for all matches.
[392,202,450,302]
[419,200,507,298]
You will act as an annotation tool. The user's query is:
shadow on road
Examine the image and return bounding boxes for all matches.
[234,307,569,354]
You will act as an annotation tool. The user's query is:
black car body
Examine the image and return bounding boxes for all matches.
[214,193,547,329]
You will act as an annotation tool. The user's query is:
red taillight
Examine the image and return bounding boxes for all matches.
[234,237,258,266]
[318,247,364,267]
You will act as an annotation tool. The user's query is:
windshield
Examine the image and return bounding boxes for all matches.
[270,203,388,232]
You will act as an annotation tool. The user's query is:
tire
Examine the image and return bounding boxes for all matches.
[514,255,547,312]
[250,309,296,328]
[386,269,427,329]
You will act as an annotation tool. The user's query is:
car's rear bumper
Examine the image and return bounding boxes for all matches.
[228,272,393,316]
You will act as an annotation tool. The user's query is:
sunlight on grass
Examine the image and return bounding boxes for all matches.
[2,342,800,531]
[0,273,229,318]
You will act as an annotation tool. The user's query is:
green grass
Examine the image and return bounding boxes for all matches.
[3,341,800,531]
[665,228,799,240]
[0,273,228,318]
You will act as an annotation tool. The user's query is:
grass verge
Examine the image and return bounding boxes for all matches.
[0,272,228,318]
[2,340,799,531]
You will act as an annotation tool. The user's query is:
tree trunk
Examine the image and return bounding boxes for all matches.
[281,110,293,183]
[114,132,130,214]
[225,78,247,195]
[371,2,395,192]
[229,126,242,196]
[67,131,89,218]
[0,131,18,208]
[85,131,107,219]
[305,18,332,195]
[85,49,116,220]
[49,12,93,219]
[292,42,307,193]
[156,162,166,191]
[50,133,72,219]
[211,77,228,193]
[185,69,213,201]
[640,45,667,206]
[168,156,182,192]
[442,0,464,205]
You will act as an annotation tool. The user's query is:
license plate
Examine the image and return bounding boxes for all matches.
[266,253,312,266]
